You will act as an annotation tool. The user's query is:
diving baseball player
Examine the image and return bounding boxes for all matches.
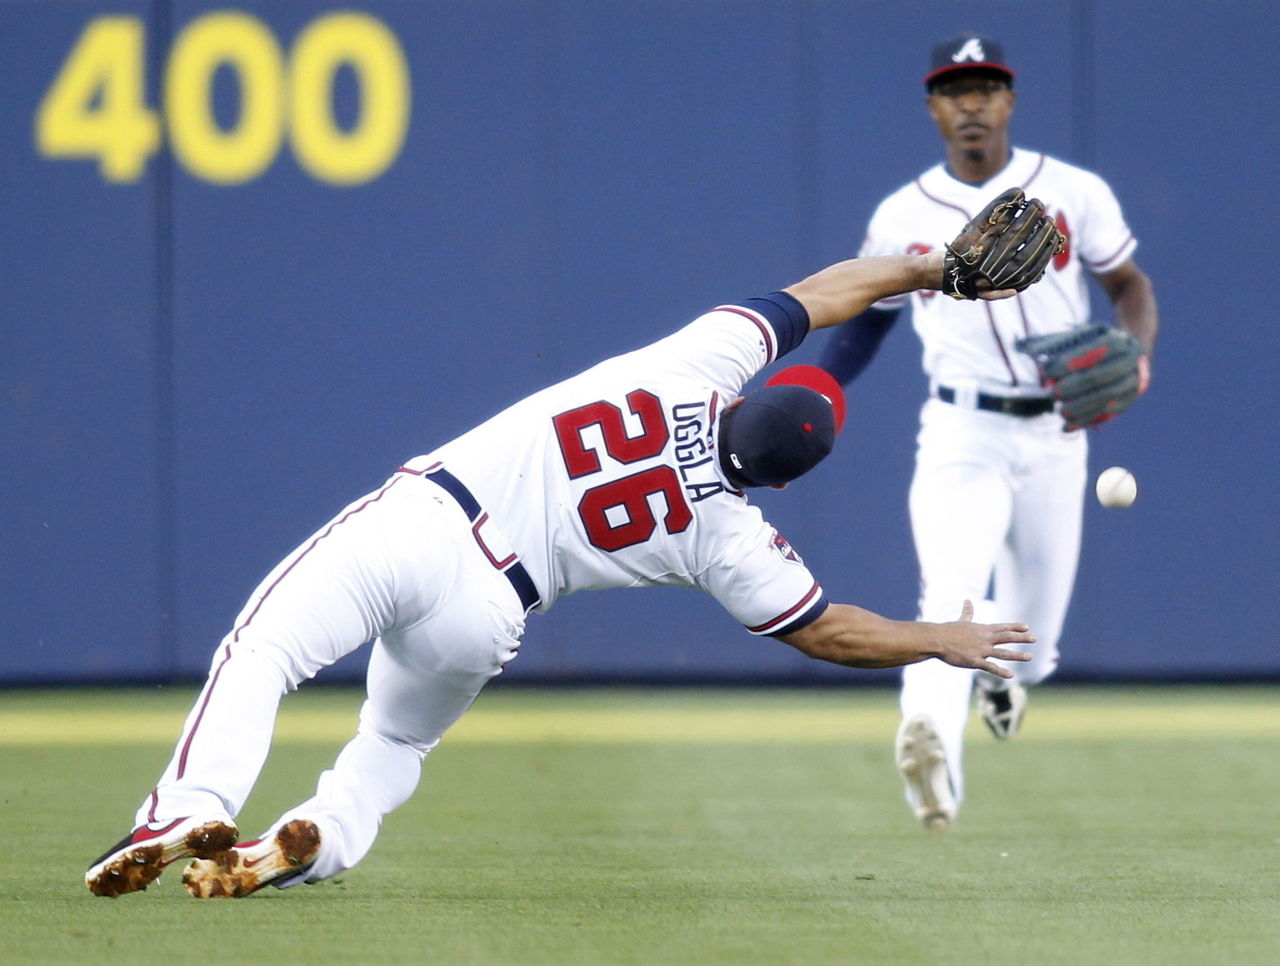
[86,209,1057,898]
[819,33,1159,830]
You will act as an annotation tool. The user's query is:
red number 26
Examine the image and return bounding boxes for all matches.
[553,390,693,551]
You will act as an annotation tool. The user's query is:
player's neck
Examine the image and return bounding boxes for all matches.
[944,142,1012,186]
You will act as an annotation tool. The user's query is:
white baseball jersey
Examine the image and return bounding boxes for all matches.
[862,147,1137,393]
[402,294,826,637]
[133,293,830,890]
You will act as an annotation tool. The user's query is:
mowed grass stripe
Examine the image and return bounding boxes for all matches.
[1,689,1277,744]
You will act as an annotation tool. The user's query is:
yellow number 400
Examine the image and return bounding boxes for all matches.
[35,12,410,186]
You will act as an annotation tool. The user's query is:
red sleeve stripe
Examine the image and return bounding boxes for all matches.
[747,581,822,633]
[712,305,776,364]
[1085,233,1136,272]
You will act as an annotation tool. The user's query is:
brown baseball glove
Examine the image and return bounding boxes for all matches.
[943,187,1066,300]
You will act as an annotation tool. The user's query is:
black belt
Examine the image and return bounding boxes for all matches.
[416,465,541,614]
[937,385,1055,417]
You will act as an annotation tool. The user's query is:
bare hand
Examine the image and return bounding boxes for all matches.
[938,599,1035,678]
[974,277,1018,301]
[978,287,1019,301]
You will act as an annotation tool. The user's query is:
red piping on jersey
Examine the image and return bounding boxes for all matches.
[160,475,405,804]
[748,581,822,633]
[916,152,1046,201]
[714,305,776,363]
[396,462,440,476]
[913,179,970,219]
[983,299,1019,385]
[1086,232,1135,272]
[1021,153,1047,191]
[1015,294,1030,337]
[472,512,518,569]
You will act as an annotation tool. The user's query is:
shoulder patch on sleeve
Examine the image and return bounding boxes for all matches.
[770,528,803,565]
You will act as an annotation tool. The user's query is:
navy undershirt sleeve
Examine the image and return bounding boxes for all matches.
[817,306,902,385]
[741,292,810,360]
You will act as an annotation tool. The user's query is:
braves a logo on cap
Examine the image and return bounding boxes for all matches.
[951,37,986,63]
[770,528,802,564]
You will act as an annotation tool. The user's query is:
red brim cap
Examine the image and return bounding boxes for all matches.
[765,365,847,434]
[925,62,1015,87]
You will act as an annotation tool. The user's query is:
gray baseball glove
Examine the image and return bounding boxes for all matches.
[943,187,1066,300]
[1016,323,1146,430]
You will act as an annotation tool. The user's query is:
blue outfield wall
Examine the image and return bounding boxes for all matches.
[2,0,1277,684]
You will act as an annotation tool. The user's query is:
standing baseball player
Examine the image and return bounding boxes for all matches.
[85,208,1058,898]
[819,33,1159,830]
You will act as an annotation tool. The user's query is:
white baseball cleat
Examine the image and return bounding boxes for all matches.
[86,816,239,897]
[895,715,957,831]
[182,819,321,898]
[976,679,1027,740]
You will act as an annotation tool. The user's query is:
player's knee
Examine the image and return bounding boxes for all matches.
[353,720,437,761]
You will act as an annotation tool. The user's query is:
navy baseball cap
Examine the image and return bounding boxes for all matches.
[718,378,841,489]
[925,33,1015,90]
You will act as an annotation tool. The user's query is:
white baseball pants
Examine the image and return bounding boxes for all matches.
[900,397,1087,804]
[136,471,527,884]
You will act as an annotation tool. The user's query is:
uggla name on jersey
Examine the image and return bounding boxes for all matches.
[671,401,727,503]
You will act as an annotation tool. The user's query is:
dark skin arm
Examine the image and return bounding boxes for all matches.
[1097,257,1157,355]
[1097,257,1159,391]
[778,600,1034,678]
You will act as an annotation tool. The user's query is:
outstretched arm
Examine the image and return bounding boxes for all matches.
[784,253,942,331]
[777,600,1034,677]
[784,252,1016,331]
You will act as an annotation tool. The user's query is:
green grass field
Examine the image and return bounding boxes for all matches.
[1,685,1277,965]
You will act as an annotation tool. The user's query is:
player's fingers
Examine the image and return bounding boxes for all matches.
[958,599,974,623]
[990,647,1032,664]
[994,624,1034,642]
[980,662,1017,679]
[994,634,1036,648]
[978,287,1018,301]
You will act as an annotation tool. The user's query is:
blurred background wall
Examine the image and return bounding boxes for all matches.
[3,0,1276,685]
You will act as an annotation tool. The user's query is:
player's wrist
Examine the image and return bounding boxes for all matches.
[911,619,949,662]
[920,251,946,290]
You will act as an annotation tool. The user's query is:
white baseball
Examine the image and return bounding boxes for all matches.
[1095,466,1137,508]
